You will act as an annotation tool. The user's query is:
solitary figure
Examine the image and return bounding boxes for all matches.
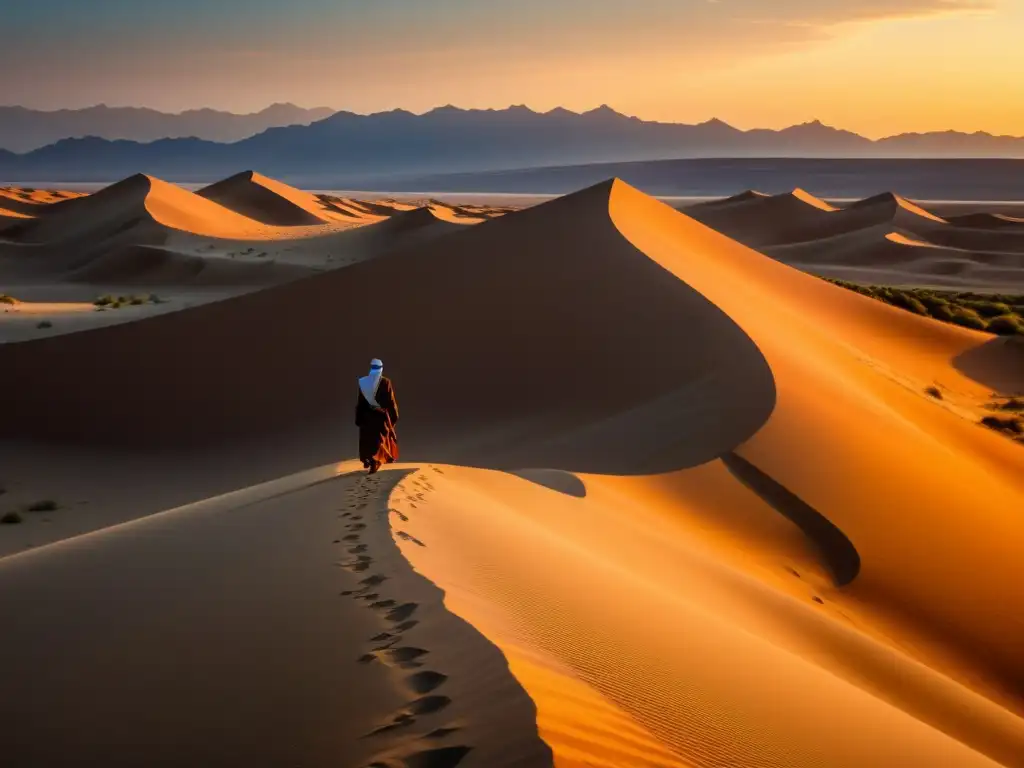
[356,358,399,474]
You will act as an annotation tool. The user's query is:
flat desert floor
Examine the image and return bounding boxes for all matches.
[1,173,1023,767]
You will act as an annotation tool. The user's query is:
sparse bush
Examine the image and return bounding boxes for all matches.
[888,292,928,315]
[998,398,1024,412]
[0,294,18,305]
[925,386,943,400]
[949,308,987,331]
[129,295,146,306]
[0,511,22,525]
[27,499,58,512]
[981,415,1024,435]
[826,279,1024,336]
[36,320,53,329]
[94,295,115,307]
[987,314,1024,336]
[964,300,1012,318]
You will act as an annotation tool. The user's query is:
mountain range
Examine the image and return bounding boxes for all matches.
[3,104,1024,186]
[0,103,335,153]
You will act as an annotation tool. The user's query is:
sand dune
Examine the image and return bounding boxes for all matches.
[2,178,1022,766]
[66,243,315,286]
[197,170,340,226]
[685,188,837,246]
[0,176,500,337]
[686,188,1024,288]
[4,174,274,244]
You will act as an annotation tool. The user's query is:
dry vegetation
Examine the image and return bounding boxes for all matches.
[94,294,163,309]
[827,279,1024,335]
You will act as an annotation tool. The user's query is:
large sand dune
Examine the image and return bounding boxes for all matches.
[1,178,1022,767]
[0,174,502,339]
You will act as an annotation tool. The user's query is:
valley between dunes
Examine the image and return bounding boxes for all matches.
[1,173,1022,768]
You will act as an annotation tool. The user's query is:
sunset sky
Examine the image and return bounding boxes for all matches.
[3,0,1021,138]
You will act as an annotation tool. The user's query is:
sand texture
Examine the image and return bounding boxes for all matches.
[1,176,1022,767]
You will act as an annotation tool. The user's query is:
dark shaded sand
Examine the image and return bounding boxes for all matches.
[0,466,550,768]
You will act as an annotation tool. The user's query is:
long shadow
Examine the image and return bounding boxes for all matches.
[952,336,1024,395]
[721,451,861,587]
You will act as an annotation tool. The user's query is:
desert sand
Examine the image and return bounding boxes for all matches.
[1,175,1022,767]
[685,189,1024,290]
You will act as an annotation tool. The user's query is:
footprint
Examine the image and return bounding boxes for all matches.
[812,596,825,605]
[343,534,362,542]
[340,557,373,573]
[348,544,369,554]
[784,566,801,578]
[409,695,451,715]
[361,574,388,587]
[390,509,409,523]
[371,599,397,610]
[359,593,381,602]
[386,603,418,623]
[395,620,419,633]
[407,671,448,694]
[424,727,461,740]
[366,713,417,737]
[348,523,367,531]
[384,647,428,665]
[396,532,426,547]
[370,632,394,643]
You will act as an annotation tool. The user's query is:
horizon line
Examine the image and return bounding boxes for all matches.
[4,102,1024,142]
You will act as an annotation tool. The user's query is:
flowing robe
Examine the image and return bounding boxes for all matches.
[355,376,399,466]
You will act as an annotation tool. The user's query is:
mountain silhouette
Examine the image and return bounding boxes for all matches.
[0,103,335,153]
[2,105,1024,186]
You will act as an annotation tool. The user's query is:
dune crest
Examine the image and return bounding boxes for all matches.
[197,170,336,226]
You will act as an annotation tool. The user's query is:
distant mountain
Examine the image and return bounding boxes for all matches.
[2,105,1024,186]
[0,103,336,152]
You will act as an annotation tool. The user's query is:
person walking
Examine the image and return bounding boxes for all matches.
[355,358,399,474]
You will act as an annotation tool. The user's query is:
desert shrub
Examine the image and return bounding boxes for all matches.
[129,295,146,305]
[998,398,1024,411]
[965,300,1013,318]
[0,511,22,525]
[888,292,928,315]
[987,314,1024,336]
[949,308,987,331]
[981,415,1024,435]
[0,294,18,305]
[928,303,956,322]
[27,499,58,512]
[36,320,53,329]
[925,386,943,400]
[94,295,115,306]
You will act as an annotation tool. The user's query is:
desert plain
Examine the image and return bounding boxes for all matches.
[1,171,1023,767]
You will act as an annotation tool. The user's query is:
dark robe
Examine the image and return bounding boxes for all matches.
[355,376,399,467]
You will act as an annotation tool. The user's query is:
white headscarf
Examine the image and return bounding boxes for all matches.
[358,358,384,408]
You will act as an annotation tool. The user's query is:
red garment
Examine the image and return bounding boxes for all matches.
[355,376,399,466]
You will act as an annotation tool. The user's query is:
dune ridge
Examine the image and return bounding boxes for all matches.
[685,187,1024,289]
[197,170,337,226]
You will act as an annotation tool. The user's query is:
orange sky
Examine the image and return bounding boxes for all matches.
[4,0,1021,138]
